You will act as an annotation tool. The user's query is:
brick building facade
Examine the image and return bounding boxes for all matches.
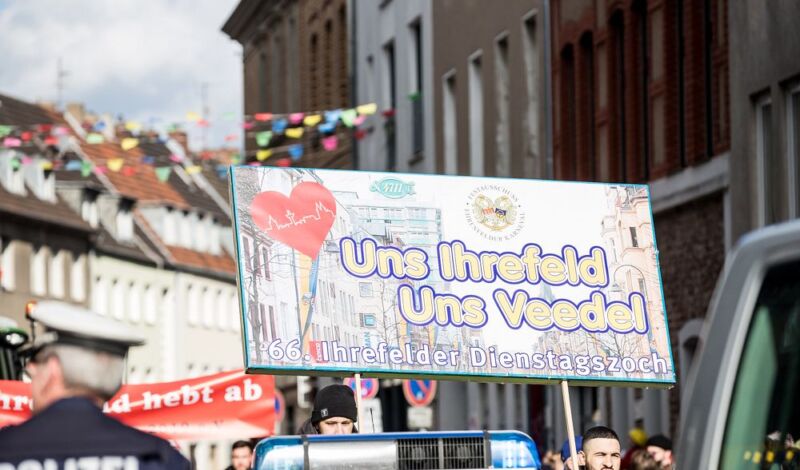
[551,0,730,439]
[223,0,352,169]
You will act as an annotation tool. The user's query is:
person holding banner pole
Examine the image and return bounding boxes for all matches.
[581,426,622,470]
[0,301,190,469]
[297,384,359,435]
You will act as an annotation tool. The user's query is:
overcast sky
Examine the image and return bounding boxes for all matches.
[0,0,242,151]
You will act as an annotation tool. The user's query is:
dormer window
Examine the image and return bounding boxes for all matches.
[163,207,177,245]
[81,189,100,228]
[117,198,135,242]
[180,210,192,248]
[23,159,55,202]
[0,151,25,195]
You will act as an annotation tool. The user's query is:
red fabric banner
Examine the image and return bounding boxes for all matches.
[0,370,275,440]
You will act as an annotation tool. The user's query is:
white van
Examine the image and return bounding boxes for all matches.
[678,219,800,469]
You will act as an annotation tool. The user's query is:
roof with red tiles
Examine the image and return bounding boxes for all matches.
[78,142,189,209]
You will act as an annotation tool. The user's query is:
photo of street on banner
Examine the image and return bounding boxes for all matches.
[230,167,675,387]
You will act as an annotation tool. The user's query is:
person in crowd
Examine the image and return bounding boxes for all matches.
[621,427,648,469]
[0,301,190,468]
[628,449,661,470]
[561,436,585,469]
[541,448,565,470]
[581,426,622,470]
[645,435,674,469]
[225,440,254,470]
[297,384,358,435]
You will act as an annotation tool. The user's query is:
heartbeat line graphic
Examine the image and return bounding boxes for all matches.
[262,201,335,232]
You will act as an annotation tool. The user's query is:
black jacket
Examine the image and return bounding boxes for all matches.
[0,397,190,469]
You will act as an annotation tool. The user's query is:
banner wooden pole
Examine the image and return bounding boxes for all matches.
[561,380,581,470]
[354,373,363,428]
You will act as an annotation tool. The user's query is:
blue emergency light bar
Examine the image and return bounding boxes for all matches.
[254,430,541,470]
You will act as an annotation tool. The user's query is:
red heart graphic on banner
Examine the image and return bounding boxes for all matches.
[249,182,336,259]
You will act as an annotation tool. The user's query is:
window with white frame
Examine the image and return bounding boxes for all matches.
[112,279,125,320]
[216,289,228,330]
[1,237,15,291]
[144,284,157,325]
[208,222,221,255]
[469,51,485,176]
[30,246,47,296]
[117,199,134,242]
[523,12,540,177]
[163,207,177,245]
[128,282,141,323]
[443,70,458,175]
[179,211,192,249]
[495,34,511,177]
[70,253,86,301]
[48,250,65,298]
[194,213,208,252]
[787,81,800,219]
[202,287,214,328]
[81,190,99,229]
[230,293,240,332]
[187,284,199,325]
[93,276,108,316]
[756,93,779,226]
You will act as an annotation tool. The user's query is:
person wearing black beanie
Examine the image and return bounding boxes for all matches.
[297,384,359,435]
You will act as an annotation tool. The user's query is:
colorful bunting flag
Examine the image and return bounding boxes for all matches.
[186,165,202,175]
[0,125,13,138]
[81,161,93,177]
[318,122,335,134]
[289,144,303,161]
[40,161,54,171]
[169,154,184,163]
[121,138,139,151]
[20,132,32,141]
[94,165,108,175]
[356,103,378,115]
[122,166,137,177]
[3,137,21,147]
[86,133,105,144]
[64,160,83,171]
[256,149,273,161]
[107,158,124,172]
[53,126,69,136]
[303,114,322,127]
[93,121,107,132]
[256,131,272,147]
[254,113,273,122]
[285,127,304,139]
[354,115,367,127]
[340,109,358,127]
[186,112,201,122]
[10,157,21,171]
[272,118,288,133]
[224,133,239,142]
[325,109,342,124]
[322,135,338,151]
[289,113,305,124]
[155,167,172,182]
[242,121,255,130]
[223,112,236,121]
[125,121,142,131]
[354,129,367,141]
[275,158,291,167]
[141,156,156,165]
[21,156,33,165]
[44,136,59,146]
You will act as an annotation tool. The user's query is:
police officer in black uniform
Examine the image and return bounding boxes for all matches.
[0,301,190,469]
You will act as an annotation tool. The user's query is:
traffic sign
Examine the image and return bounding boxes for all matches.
[343,377,379,399]
[402,379,437,407]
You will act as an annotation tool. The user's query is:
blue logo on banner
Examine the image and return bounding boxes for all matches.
[370,178,415,199]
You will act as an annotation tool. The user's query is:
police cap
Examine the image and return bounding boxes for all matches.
[24,301,145,357]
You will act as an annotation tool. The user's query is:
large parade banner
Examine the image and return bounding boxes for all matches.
[231,168,675,387]
[0,371,275,440]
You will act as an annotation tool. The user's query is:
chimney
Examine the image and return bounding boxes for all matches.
[168,130,190,155]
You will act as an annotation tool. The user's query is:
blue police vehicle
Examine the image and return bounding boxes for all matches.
[254,430,541,469]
